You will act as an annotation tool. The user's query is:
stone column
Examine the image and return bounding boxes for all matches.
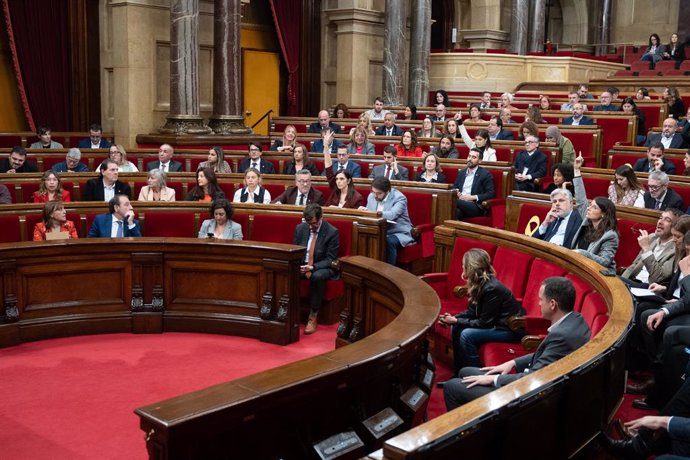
[597,0,612,56]
[159,0,211,134]
[407,0,431,108]
[508,0,528,55]
[528,0,546,53]
[382,0,407,106]
[208,0,251,134]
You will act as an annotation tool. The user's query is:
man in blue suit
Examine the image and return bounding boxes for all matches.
[563,103,594,126]
[321,145,361,178]
[77,124,112,149]
[374,113,404,137]
[87,194,142,238]
[487,117,514,141]
[533,188,583,248]
[513,135,548,192]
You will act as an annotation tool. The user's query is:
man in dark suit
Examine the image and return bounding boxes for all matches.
[52,148,89,173]
[645,117,688,149]
[146,144,183,172]
[272,169,325,206]
[374,112,404,137]
[487,117,514,141]
[311,127,341,153]
[369,145,409,180]
[444,276,591,410]
[643,171,685,211]
[633,143,677,175]
[430,104,447,122]
[593,91,619,111]
[513,135,548,192]
[533,188,583,248]
[453,148,495,219]
[321,145,361,178]
[87,194,141,238]
[83,159,132,201]
[238,143,276,174]
[77,123,112,149]
[0,146,38,173]
[563,103,594,126]
[293,203,340,334]
[307,110,341,134]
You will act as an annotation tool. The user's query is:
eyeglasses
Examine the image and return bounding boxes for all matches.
[646,184,664,191]
[524,140,537,144]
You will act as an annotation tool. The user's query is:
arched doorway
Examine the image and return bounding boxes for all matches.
[431,0,455,51]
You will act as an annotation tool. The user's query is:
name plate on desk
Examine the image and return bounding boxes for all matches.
[362,407,403,439]
[45,231,70,240]
[313,431,364,460]
[400,385,428,412]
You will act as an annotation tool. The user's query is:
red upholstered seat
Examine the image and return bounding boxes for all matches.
[167,181,183,201]
[20,182,40,203]
[3,183,17,203]
[518,259,568,336]
[479,342,529,368]
[250,214,302,243]
[397,191,436,271]
[25,213,43,239]
[218,182,235,200]
[264,184,286,201]
[630,61,651,73]
[515,202,551,236]
[616,219,655,270]
[564,273,594,313]
[580,292,609,337]
[189,157,205,172]
[43,156,64,171]
[143,212,197,237]
[0,215,21,243]
[465,168,510,229]
[232,213,249,237]
[581,176,612,198]
[492,247,534,301]
[0,135,22,148]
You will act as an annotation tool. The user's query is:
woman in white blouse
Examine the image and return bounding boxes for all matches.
[456,110,497,162]
[109,144,139,172]
[233,168,271,204]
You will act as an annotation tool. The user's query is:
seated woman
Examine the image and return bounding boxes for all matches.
[438,248,526,375]
[499,92,517,111]
[664,86,686,120]
[608,164,645,207]
[400,105,417,121]
[539,95,551,111]
[138,168,176,201]
[415,152,447,184]
[33,170,71,203]
[467,104,485,123]
[519,120,539,140]
[283,144,319,175]
[33,201,78,240]
[333,103,349,119]
[346,127,375,155]
[620,97,647,145]
[270,124,297,153]
[109,145,138,172]
[396,130,423,157]
[525,106,546,124]
[185,167,225,202]
[641,33,664,65]
[198,199,242,240]
[543,163,574,196]
[636,87,652,101]
[349,113,376,137]
[572,154,620,275]
[457,111,497,162]
[233,168,271,204]
[198,146,232,173]
[443,118,460,139]
[418,117,440,138]
[662,32,685,65]
[322,150,364,208]
[435,89,451,107]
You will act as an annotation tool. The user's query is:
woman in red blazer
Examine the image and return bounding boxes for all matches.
[322,151,363,209]
[32,169,71,203]
[33,201,79,240]
[396,130,423,158]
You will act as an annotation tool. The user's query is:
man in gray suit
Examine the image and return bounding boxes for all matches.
[444,276,591,411]
[369,145,409,180]
[359,177,414,264]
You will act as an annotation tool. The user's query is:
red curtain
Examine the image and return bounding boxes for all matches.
[269,0,301,116]
[2,0,72,131]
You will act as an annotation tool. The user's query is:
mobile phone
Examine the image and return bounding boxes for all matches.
[207,232,214,238]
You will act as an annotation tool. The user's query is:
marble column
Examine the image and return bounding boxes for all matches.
[208,0,251,134]
[508,0,528,55]
[382,0,406,106]
[528,0,546,53]
[159,0,211,134]
[597,0,612,56]
[407,0,431,108]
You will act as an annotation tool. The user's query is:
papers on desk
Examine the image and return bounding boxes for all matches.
[630,287,666,303]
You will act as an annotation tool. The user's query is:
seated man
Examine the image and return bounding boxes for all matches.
[499,108,516,125]
[358,177,414,264]
[321,145,361,177]
[365,97,389,121]
[369,145,409,180]
[534,188,583,248]
[643,171,685,211]
[560,91,588,112]
[87,194,141,238]
[308,110,341,134]
[0,184,11,204]
[513,135,547,192]
[29,126,63,149]
[147,144,183,172]
[562,103,594,126]
[77,123,112,149]
[430,104,447,122]
[293,203,340,335]
[238,143,276,174]
[272,169,325,206]
[431,135,459,159]
[52,148,89,173]
[645,117,688,150]
[577,83,594,100]
[545,126,576,165]
[0,146,38,173]
[593,91,619,111]
[453,148,495,219]
[443,276,591,411]
[487,117,514,141]
[83,159,132,201]
[374,112,404,137]
[634,142,677,175]
[479,91,493,109]
[311,128,341,154]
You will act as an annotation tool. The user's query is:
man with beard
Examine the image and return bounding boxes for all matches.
[431,135,459,159]
[452,148,495,219]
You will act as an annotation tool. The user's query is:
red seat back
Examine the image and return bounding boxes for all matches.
[250,214,302,244]
[616,219,656,269]
[144,212,197,237]
[564,273,594,312]
[327,218,354,257]
[492,247,534,299]
[403,191,433,226]
[515,202,551,235]
[21,182,40,203]
[580,292,608,337]
[520,259,568,316]
[0,215,21,242]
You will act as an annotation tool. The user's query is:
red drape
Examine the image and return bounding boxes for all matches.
[269,0,301,116]
[2,0,72,131]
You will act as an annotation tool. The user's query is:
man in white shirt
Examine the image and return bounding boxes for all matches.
[560,92,588,112]
[534,188,583,248]
[365,97,389,121]
[147,144,183,172]
[87,194,142,237]
[645,118,688,150]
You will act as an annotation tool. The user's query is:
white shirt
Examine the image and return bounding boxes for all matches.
[103,183,116,202]
[461,168,476,195]
[538,209,574,247]
[91,142,101,149]
[159,162,170,172]
[295,192,307,206]
[304,221,322,263]
[109,216,135,237]
[661,134,674,149]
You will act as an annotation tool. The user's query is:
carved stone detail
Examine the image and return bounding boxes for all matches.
[159,116,212,135]
[208,116,252,135]
[131,287,145,312]
[151,286,165,312]
[336,309,350,338]
[260,292,274,320]
[348,318,361,342]
[4,294,18,323]
[275,294,289,322]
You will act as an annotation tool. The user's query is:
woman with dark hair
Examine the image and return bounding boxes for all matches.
[444,118,460,139]
[539,95,551,111]
[620,97,647,144]
[333,103,350,119]
[419,117,440,138]
[435,89,450,107]
[198,199,242,240]
[322,150,364,208]
[662,33,685,65]
[401,105,417,120]
[457,111,497,161]
[664,86,686,120]
[415,153,447,184]
[33,170,71,203]
[608,164,645,207]
[636,87,651,101]
[543,163,574,195]
[519,120,539,140]
[283,144,320,175]
[396,130,423,157]
[641,33,664,65]
[468,104,485,123]
[198,146,232,173]
[185,167,225,202]
[33,201,78,240]
[572,154,619,275]
[525,106,546,124]
[437,248,526,374]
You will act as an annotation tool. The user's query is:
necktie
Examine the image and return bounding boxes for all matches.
[545,217,563,241]
[161,163,167,172]
[306,230,318,278]
[116,220,124,237]
[656,200,663,210]
[298,194,305,206]
[252,161,257,170]
[338,164,344,172]
[385,166,391,179]
[387,129,392,136]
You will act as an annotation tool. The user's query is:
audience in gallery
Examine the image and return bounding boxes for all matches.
[185,167,225,203]
[430,135,459,159]
[368,146,409,180]
[396,130,423,158]
[77,123,111,149]
[349,113,376,137]
[52,148,89,173]
[418,117,441,138]
[545,125,575,165]
[308,109,341,134]
[543,163,574,196]
[641,33,664,65]
[345,127,375,156]
[284,143,320,176]
[332,103,349,119]
[108,144,139,172]
[138,169,176,202]
[664,32,686,64]
[415,152,447,184]
[453,148,495,220]
[607,164,645,208]
[32,170,71,203]
[0,146,38,173]
[197,146,232,173]
[233,168,271,204]
[321,148,364,209]
[29,126,63,149]
[238,143,276,174]
[323,143,362,178]
[272,169,325,206]
[198,199,242,240]
[32,201,78,241]
[374,112,404,137]
[83,159,131,201]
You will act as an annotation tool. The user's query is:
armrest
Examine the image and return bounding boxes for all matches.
[509,315,550,335]
[420,272,449,298]
[453,286,468,298]
[521,334,546,352]
[411,223,435,240]
[480,198,505,210]
[330,259,341,271]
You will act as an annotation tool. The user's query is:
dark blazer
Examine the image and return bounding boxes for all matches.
[534,209,584,249]
[643,188,685,211]
[321,161,362,178]
[513,150,548,191]
[644,133,688,150]
[87,213,141,238]
[51,161,89,173]
[455,277,525,330]
[494,129,515,140]
[238,158,276,174]
[562,116,594,125]
[633,158,677,175]
[415,171,448,184]
[593,104,619,111]
[293,220,339,273]
[283,162,320,176]
[272,186,325,206]
[77,138,112,149]
[308,122,341,134]
[146,160,184,172]
[452,167,495,202]
[374,125,404,137]
[0,159,38,173]
[311,138,341,154]
[369,164,409,180]
[82,178,132,201]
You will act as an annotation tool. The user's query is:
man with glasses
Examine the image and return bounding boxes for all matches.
[593,91,619,111]
[430,104,447,122]
[487,117,514,141]
[643,171,685,211]
[272,169,325,206]
[321,145,361,177]
[645,118,688,150]
[78,123,111,149]
[238,143,276,174]
[633,143,677,175]
[513,135,547,192]
[52,148,89,173]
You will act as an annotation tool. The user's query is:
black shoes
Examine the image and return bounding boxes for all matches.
[631,399,656,411]
[598,432,651,460]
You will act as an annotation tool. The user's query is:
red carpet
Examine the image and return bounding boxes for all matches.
[0,327,337,460]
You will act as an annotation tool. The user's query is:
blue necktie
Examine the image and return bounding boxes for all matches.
[545,217,563,241]
[116,220,124,237]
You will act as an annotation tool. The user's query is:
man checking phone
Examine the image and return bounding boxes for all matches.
[87,194,142,238]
